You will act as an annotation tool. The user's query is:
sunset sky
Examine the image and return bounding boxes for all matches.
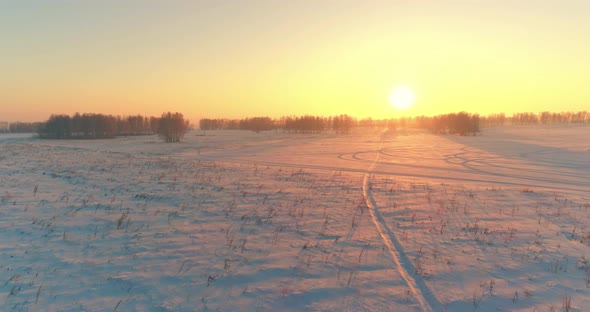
[2,1,589,122]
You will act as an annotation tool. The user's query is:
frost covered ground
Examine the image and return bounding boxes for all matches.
[0,125,589,311]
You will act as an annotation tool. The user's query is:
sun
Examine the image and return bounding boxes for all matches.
[389,86,415,110]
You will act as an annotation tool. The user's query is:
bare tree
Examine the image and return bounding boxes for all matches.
[157,112,190,142]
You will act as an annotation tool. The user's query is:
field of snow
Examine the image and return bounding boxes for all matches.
[1,125,589,311]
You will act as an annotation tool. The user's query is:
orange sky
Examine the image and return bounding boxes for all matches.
[1,1,589,122]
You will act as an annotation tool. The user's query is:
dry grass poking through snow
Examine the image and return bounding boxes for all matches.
[1,126,589,311]
[0,139,419,311]
[370,177,590,311]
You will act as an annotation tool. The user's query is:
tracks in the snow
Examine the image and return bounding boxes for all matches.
[362,132,441,312]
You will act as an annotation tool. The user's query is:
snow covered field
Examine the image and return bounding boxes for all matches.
[1,125,589,311]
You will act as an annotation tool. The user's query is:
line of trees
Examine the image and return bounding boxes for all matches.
[478,113,507,127]
[176,110,590,136]
[198,110,588,136]
[361,111,588,131]
[512,111,590,125]
[36,112,190,142]
[3,122,42,133]
[198,118,232,131]
[283,115,327,133]
[239,117,274,133]
[199,114,356,134]
[478,111,590,126]
[6,110,588,138]
[332,115,356,134]
[38,113,155,139]
[414,112,481,135]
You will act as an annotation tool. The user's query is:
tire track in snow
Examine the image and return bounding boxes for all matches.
[362,132,441,312]
[190,155,589,196]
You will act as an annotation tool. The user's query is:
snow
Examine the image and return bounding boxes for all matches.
[0,125,589,311]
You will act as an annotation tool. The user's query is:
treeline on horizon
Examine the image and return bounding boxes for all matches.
[200,110,589,135]
[479,111,590,126]
[200,115,357,134]
[7,112,190,142]
[38,113,157,139]
[201,113,479,135]
[2,110,588,136]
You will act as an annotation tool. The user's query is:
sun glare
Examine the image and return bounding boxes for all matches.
[389,86,415,110]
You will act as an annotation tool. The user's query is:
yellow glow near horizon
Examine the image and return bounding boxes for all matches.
[1,2,589,122]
